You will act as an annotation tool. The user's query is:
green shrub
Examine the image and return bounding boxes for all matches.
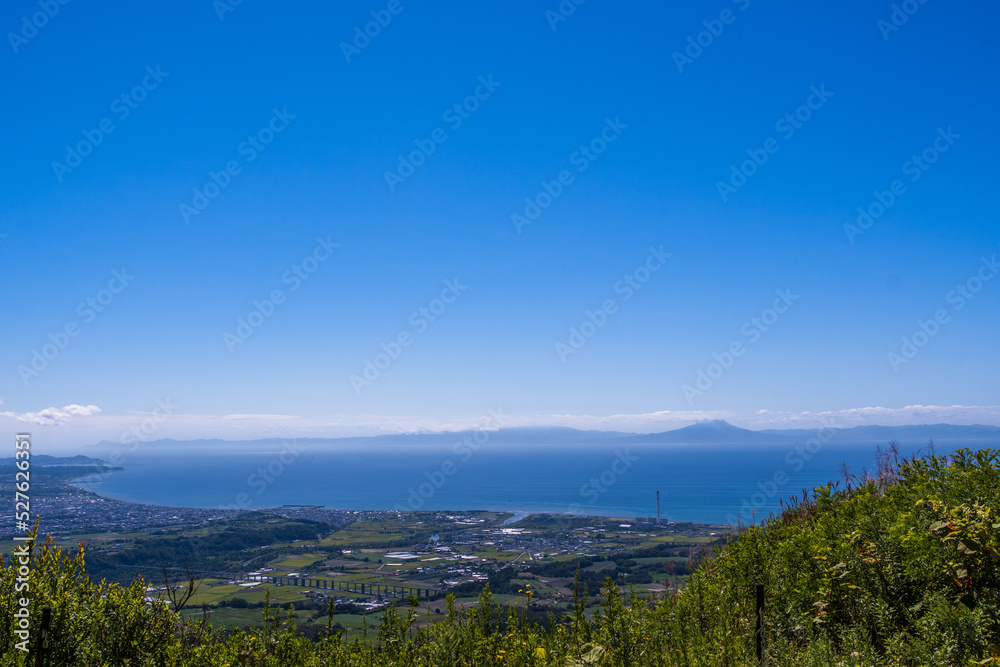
[3,448,999,665]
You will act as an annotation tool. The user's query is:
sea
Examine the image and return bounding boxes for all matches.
[73,439,968,526]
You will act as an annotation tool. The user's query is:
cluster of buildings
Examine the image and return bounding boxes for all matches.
[0,489,236,537]
[0,489,370,539]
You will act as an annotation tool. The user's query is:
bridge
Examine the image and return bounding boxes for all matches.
[253,574,436,599]
[122,565,437,600]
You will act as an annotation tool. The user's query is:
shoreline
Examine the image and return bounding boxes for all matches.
[69,478,685,524]
[64,478,731,535]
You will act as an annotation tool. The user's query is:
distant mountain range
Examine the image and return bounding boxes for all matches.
[759,423,1000,442]
[618,420,788,444]
[0,454,110,466]
[615,420,999,445]
[81,420,1000,453]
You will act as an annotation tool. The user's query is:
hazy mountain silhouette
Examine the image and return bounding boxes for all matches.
[759,423,1000,443]
[0,454,110,466]
[621,420,795,443]
[81,420,999,453]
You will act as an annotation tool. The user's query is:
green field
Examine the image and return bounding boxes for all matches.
[51,509,720,636]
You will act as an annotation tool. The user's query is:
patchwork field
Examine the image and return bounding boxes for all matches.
[56,509,725,635]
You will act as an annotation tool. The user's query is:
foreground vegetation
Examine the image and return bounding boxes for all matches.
[40,508,710,635]
[3,448,999,665]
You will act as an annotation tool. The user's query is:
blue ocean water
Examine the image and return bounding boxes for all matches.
[74,440,959,525]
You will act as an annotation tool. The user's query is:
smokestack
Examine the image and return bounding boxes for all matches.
[656,490,661,526]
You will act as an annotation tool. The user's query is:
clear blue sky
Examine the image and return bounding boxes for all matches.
[2,0,998,445]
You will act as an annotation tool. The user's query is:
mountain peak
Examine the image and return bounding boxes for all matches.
[636,419,780,444]
[698,419,736,427]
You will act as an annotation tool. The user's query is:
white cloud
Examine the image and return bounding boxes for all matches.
[743,404,1000,428]
[516,409,734,433]
[0,404,102,426]
[62,404,102,417]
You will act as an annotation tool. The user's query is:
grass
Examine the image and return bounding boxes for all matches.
[267,553,327,572]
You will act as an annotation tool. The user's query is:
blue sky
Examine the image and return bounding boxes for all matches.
[2,0,998,448]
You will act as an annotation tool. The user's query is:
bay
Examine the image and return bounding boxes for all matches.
[74,440,958,525]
